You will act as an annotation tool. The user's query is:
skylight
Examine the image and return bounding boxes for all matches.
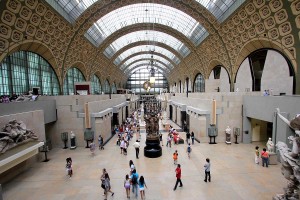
[119,54,174,70]
[195,0,246,22]
[85,3,208,47]
[113,45,181,66]
[104,30,190,59]
[124,61,170,74]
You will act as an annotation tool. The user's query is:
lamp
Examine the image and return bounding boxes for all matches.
[148,55,157,83]
[150,76,156,84]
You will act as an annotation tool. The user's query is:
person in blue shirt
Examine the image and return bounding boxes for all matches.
[130,169,139,198]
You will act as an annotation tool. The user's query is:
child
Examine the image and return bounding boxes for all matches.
[187,143,192,159]
[124,174,131,198]
[66,157,73,178]
[173,150,178,165]
[255,146,259,164]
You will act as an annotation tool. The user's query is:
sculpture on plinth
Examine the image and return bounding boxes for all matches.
[144,114,162,158]
[0,119,38,153]
[225,126,231,145]
[273,108,300,200]
[267,138,275,153]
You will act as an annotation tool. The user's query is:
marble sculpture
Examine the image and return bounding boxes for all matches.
[273,108,300,200]
[0,119,38,153]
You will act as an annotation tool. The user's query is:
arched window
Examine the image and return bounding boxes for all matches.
[193,73,205,92]
[126,67,169,94]
[91,74,102,94]
[111,82,117,94]
[103,79,110,94]
[0,51,60,95]
[63,67,85,95]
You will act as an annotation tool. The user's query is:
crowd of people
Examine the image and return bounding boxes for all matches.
[0,91,39,103]
[64,109,213,199]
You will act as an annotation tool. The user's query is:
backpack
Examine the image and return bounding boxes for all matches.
[131,174,137,184]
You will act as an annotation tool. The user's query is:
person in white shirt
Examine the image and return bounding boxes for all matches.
[133,140,140,159]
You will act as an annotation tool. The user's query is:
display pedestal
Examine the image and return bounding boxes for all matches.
[225,133,231,145]
[269,152,278,165]
[70,138,76,149]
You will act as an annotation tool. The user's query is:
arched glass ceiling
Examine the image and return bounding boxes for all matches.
[85,3,208,47]
[120,54,173,70]
[45,0,97,23]
[104,30,190,59]
[114,45,180,66]
[124,61,170,74]
[195,0,246,23]
[128,66,166,76]
[45,1,246,24]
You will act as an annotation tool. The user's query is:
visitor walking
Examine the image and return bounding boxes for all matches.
[173,150,178,165]
[186,132,191,144]
[98,135,104,150]
[130,169,139,198]
[66,157,72,178]
[166,134,172,147]
[191,131,195,145]
[173,164,183,190]
[100,168,109,196]
[204,158,211,182]
[124,174,131,198]
[138,176,148,200]
[129,160,135,172]
[159,132,163,146]
[255,146,260,164]
[120,137,125,154]
[133,140,140,159]
[187,143,192,159]
[89,140,96,155]
[103,173,114,200]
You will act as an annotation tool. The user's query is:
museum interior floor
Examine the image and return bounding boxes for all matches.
[2,120,286,200]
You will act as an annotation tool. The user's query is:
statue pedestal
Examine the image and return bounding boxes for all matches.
[144,139,162,158]
[268,152,277,165]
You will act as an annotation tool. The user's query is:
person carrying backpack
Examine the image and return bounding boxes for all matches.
[130,169,139,198]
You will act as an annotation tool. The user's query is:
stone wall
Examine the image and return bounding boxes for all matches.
[40,95,126,148]
[169,92,261,143]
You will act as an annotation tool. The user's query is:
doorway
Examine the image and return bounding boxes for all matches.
[169,105,173,121]
[251,118,272,142]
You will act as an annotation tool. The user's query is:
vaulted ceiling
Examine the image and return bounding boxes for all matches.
[45,0,246,77]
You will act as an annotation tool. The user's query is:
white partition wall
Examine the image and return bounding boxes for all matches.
[261,50,293,95]
[235,58,252,92]
[220,67,230,92]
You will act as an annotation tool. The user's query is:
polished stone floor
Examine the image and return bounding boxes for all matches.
[2,120,286,200]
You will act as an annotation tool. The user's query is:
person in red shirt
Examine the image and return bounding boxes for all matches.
[173,164,183,190]
[261,148,269,167]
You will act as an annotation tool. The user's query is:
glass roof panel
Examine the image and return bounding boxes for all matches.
[120,54,173,70]
[85,3,207,46]
[124,61,170,74]
[195,0,246,23]
[114,45,180,66]
[45,0,97,23]
[104,30,190,58]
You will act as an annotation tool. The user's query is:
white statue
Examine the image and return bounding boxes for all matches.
[273,108,300,200]
[266,138,275,153]
[225,126,231,144]
[225,126,231,134]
